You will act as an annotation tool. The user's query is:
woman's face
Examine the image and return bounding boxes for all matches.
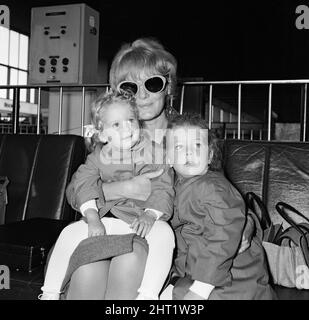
[124,70,167,121]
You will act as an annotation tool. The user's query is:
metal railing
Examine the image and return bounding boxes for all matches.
[0,83,108,135]
[0,79,308,141]
[179,79,309,142]
[0,122,48,134]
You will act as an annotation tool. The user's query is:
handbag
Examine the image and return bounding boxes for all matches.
[0,218,71,273]
[245,192,283,244]
[244,192,309,289]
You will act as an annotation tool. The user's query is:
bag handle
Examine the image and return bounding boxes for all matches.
[275,202,309,233]
[276,202,309,267]
[245,192,272,231]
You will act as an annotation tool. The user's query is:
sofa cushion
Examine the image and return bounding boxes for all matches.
[223,140,266,197]
[24,135,86,221]
[223,140,309,225]
[0,134,86,224]
[0,135,41,223]
[267,143,309,225]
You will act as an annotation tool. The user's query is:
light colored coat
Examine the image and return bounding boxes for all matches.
[66,134,174,224]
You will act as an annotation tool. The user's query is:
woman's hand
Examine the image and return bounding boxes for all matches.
[103,169,164,201]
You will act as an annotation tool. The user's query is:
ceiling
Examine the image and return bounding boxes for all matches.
[2,0,308,121]
[2,0,309,82]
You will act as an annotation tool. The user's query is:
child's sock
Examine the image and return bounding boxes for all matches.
[136,291,158,300]
[38,292,60,300]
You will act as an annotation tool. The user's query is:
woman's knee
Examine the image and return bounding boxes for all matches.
[130,241,148,263]
[67,261,110,300]
[73,261,110,281]
[105,244,147,300]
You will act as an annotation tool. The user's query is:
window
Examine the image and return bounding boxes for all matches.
[0,65,7,99]
[0,26,34,103]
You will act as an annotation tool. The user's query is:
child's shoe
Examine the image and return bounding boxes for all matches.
[38,292,60,300]
[136,292,157,300]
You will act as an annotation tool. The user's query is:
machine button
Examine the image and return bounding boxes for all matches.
[50,58,57,66]
[62,58,69,65]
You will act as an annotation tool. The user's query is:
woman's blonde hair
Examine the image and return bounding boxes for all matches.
[109,38,178,97]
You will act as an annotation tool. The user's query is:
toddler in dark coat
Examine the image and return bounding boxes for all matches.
[165,113,275,300]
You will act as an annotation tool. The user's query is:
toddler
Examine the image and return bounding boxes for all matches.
[165,113,275,300]
[40,91,175,300]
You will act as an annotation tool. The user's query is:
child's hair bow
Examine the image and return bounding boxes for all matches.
[84,124,100,138]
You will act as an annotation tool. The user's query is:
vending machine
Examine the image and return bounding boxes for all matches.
[28,3,100,135]
[29,3,99,85]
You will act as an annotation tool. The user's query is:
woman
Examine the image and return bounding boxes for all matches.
[65,37,254,300]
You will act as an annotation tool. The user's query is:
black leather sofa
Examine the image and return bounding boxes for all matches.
[223,139,309,300]
[0,134,86,300]
[0,135,308,300]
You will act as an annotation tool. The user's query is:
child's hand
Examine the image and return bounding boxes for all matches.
[238,234,250,254]
[130,211,156,238]
[238,214,255,254]
[84,208,106,237]
[183,290,206,300]
[88,221,106,237]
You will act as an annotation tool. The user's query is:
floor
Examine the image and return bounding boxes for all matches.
[0,267,309,300]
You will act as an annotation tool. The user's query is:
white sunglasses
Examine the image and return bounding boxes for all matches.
[117,75,168,96]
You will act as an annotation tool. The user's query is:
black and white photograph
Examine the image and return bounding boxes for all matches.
[0,0,308,307]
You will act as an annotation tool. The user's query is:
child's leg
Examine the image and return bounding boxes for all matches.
[137,220,175,300]
[40,220,88,299]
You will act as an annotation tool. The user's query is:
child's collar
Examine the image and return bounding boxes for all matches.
[174,172,204,186]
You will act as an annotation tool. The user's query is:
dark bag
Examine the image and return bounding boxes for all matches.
[244,192,309,289]
[245,192,283,243]
[275,202,309,266]
[0,218,70,273]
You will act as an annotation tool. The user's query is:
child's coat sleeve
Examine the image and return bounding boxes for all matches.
[66,150,106,212]
[143,165,175,221]
[191,181,246,287]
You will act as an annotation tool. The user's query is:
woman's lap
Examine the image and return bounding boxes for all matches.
[105,241,148,299]
[66,240,148,300]
[66,260,111,300]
